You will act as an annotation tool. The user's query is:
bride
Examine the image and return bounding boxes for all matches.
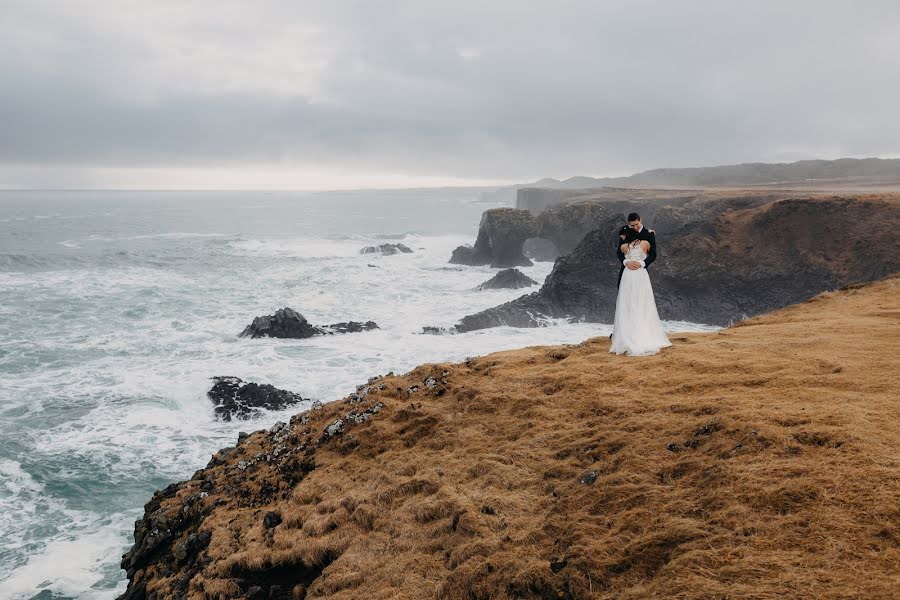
[609,233,672,356]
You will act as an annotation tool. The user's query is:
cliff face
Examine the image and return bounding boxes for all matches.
[453,192,900,331]
[450,198,660,268]
[535,203,613,257]
[118,276,900,599]
[449,208,538,268]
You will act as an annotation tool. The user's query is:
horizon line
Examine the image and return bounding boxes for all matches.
[0,184,512,193]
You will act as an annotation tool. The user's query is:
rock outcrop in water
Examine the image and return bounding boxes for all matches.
[476,268,538,290]
[207,376,305,421]
[359,243,413,255]
[449,207,538,268]
[446,192,900,331]
[117,276,900,599]
[239,307,379,339]
[322,321,381,334]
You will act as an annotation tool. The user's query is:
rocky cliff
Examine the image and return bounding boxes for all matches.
[449,207,538,268]
[451,199,676,267]
[117,275,900,599]
[450,191,900,331]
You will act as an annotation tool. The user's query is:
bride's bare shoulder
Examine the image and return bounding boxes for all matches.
[640,240,650,251]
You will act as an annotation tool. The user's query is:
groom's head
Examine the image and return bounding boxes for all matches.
[627,212,642,232]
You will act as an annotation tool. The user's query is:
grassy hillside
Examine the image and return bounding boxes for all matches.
[121,276,900,599]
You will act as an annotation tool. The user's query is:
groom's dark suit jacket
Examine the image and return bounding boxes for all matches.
[616,226,657,288]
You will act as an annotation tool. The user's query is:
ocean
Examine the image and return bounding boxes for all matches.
[0,189,717,599]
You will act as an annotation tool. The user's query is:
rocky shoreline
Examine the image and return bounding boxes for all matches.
[439,190,899,331]
[114,188,900,599]
[117,275,900,599]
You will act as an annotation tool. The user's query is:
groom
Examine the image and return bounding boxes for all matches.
[616,212,657,288]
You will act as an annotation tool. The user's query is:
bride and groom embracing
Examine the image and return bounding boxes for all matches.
[609,212,673,357]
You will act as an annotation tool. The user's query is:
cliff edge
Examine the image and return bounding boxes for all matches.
[119,275,900,599]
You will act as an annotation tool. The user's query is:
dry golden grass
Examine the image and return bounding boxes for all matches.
[140,275,900,600]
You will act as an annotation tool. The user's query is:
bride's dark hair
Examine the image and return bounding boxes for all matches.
[621,227,639,243]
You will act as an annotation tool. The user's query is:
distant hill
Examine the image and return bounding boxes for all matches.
[481,157,900,204]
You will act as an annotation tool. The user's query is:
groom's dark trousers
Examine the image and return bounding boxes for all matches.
[616,226,657,289]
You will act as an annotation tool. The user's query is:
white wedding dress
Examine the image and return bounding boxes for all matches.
[609,242,672,356]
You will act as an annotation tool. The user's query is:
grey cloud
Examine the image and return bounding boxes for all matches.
[1,0,898,183]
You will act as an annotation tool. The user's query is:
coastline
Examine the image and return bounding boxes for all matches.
[118,275,900,599]
[0,189,724,599]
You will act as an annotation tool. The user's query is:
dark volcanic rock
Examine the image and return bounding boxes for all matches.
[450,207,538,268]
[119,482,186,585]
[476,268,538,290]
[454,291,552,332]
[239,307,321,338]
[522,188,771,240]
[360,243,413,255]
[208,376,304,421]
[451,195,900,331]
[450,213,623,332]
[173,530,211,564]
[263,511,282,529]
[240,307,378,339]
[421,326,453,335]
[321,321,379,334]
[449,243,491,266]
[120,366,408,599]
[535,202,612,255]
[117,403,324,600]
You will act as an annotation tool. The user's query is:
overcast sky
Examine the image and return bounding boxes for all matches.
[1,1,898,190]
